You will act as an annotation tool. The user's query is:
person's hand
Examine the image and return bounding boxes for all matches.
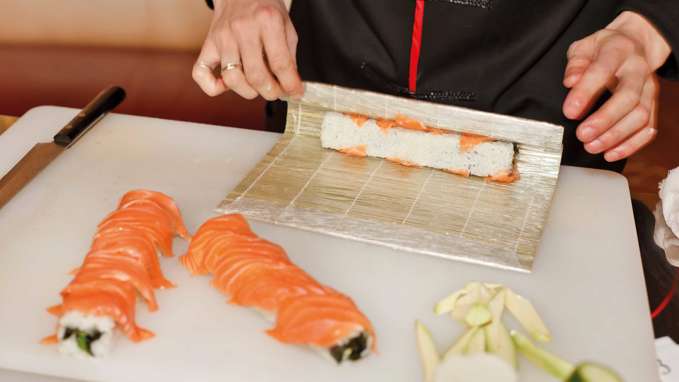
[192,0,303,101]
[562,11,671,162]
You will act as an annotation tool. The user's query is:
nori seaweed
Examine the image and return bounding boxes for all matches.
[63,327,102,356]
[328,332,369,364]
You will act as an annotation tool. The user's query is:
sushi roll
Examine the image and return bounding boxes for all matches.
[321,111,518,181]
[180,214,377,363]
[267,293,376,363]
[54,312,115,358]
[42,190,189,357]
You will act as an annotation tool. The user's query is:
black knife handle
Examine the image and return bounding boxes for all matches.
[53,86,126,147]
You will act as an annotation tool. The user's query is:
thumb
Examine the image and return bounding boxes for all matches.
[563,36,597,88]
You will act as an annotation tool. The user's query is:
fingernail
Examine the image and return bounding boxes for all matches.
[605,150,621,162]
[564,100,582,119]
[578,126,595,141]
[586,139,603,153]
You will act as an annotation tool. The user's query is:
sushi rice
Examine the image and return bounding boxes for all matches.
[320,111,515,178]
[57,311,115,357]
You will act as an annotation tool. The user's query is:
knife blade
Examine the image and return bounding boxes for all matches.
[0,86,126,210]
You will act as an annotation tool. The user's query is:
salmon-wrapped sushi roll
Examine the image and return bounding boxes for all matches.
[117,189,191,240]
[42,190,188,357]
[181,214,376,363]
[180,214,256,275]
[268,293,376,363]
[44,279,153,357]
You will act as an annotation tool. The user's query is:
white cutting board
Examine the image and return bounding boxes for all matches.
[0,107,658,382]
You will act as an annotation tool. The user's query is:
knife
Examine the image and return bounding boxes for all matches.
[0,86,126,210]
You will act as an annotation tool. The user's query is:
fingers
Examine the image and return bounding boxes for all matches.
[196,2,301,101]
[563,38,629,120]
[192,39,228,97]
[603,76,659,161]
[238,30,283,101]
[603,125,657,162]
[563,57,591,88]
[216,32,258,99]
[231,7,284,101]
[260,12,303,97]
[564,38,596,88]
[584,104,649,154]
[564,31,660,162]
[576,63,646,143]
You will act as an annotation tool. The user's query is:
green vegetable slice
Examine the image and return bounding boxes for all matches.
[444,327,479,360]
[568,363,623,382]
[434,290,468,316]
[505,289,551,342]
[511,331,574,379]
[487,289,506,319]
[450,283,485,321]
[465,304,492,327]
[485,321,516,369]
[415,321,440,382]
[465,328,486,354]
[76,332,90,355]
[482,289,517,368]
[72,329,102,357]
[512,331,623,382]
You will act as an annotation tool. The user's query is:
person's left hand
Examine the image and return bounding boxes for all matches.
[562,11,671,162]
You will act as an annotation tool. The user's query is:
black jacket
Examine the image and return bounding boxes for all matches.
[208,0,679,172]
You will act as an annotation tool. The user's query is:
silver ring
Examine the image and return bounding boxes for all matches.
[221,62,242,72]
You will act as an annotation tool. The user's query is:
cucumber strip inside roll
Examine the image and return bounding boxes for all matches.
[63,328,103,356]
[329,332,369,364]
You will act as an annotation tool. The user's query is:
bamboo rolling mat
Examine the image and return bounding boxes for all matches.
[219,83,563,272]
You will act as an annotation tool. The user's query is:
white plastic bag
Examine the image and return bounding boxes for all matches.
[654,167,679,266]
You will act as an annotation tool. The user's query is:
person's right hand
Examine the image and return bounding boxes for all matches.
[192,0,303,101]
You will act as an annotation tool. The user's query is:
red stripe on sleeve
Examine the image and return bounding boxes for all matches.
[408,0,425,93]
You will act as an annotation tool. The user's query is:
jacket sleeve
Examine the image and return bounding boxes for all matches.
[618,0,679,80]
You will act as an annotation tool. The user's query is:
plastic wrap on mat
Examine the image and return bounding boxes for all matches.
[218,82,564,272]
